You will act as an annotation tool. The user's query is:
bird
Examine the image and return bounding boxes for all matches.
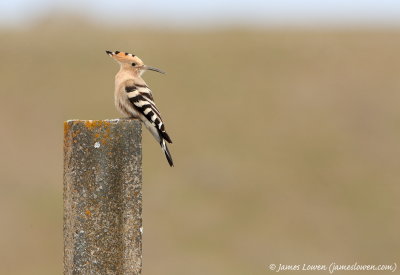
[105,50,174,167]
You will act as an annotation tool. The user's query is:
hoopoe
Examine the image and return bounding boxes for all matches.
[106,50,174,167]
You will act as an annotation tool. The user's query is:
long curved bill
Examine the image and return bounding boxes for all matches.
[143,65,166,74]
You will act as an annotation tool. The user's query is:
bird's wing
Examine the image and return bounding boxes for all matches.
[124,81,172,144]
[134,83,155,101]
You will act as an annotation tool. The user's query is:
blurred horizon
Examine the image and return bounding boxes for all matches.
[2,0,400,29]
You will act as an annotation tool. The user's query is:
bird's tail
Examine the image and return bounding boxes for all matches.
[161,139,174,167]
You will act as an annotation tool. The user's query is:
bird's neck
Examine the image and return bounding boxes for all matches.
[116,66,140,82]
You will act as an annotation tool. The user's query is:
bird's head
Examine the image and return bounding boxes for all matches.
[105,50,165,75]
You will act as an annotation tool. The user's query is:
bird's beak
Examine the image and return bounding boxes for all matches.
[143,65,166,74]
[105,50,113,56]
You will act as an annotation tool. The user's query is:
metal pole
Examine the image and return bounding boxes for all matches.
[63,119,142,275]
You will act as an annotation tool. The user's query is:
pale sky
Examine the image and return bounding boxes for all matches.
[1,0,400,28]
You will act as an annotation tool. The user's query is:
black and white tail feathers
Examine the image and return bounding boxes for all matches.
[161,139,174,167]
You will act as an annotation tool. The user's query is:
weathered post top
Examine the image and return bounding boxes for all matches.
[63,119,142,275]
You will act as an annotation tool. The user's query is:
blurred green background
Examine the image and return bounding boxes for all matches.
[1,1,400,275]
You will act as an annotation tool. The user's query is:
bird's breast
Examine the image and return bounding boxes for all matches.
[114,88,138,118]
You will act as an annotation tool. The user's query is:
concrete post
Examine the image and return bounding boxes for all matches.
[63,119,142,275]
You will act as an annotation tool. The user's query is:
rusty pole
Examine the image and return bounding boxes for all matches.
[63,119,142,275]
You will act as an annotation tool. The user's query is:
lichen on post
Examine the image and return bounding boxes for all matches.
[63,119,142,275]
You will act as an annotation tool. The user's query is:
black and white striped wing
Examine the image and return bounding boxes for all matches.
[125,85,172,143]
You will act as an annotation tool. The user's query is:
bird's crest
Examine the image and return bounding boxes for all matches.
[106,50,144,66]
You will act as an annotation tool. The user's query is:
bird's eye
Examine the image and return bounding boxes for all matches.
[131,63,136,67]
